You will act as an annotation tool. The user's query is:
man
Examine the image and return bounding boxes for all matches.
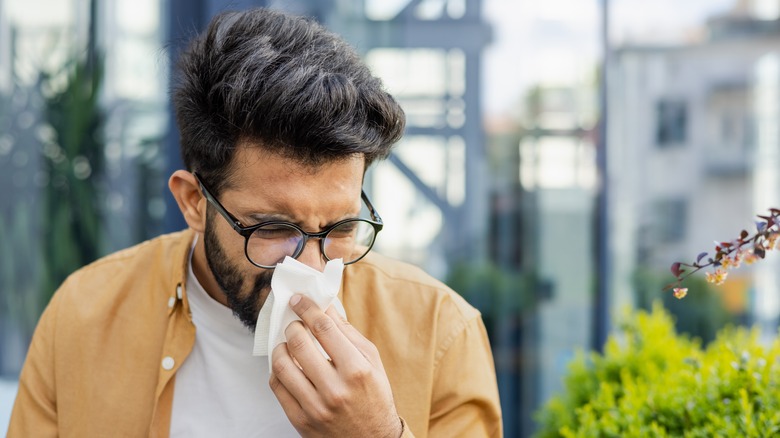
[8,8,502,437]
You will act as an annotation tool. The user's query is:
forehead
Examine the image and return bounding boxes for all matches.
[219,143,366,221]
[226,144,365,186]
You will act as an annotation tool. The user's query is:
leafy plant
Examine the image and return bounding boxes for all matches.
[38,53,105,306]
[535,303,780,437]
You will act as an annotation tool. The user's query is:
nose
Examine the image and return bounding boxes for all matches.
[295,237,327,272]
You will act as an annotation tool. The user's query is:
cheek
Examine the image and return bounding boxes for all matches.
[206,212,255,275]
[214,222,251,263]
[220,231,271,288]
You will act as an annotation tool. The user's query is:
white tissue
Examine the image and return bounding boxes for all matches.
[252,256,346,371]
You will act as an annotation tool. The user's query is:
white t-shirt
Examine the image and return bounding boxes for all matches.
[170,246,298,437]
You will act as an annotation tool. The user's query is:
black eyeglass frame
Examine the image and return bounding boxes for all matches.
[193,172,384,269]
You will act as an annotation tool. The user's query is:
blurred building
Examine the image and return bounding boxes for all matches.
[0,0,168,376]
[1,0,537,434]
[505,80,598,435]
[608,2,780,332]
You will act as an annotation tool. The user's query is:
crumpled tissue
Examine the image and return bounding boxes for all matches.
[252,256,346,371]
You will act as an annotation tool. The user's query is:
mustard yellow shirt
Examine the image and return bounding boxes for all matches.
[8,230,502,437]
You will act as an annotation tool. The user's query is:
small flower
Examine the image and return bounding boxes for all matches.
[720,255,734,269]
[673,287,688,299]
[732,252,743,268]
[744,252,759,265]
[767,233,779,249]
[705,268,728,286]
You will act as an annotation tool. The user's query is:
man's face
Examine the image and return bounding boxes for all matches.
[201,144,365,331]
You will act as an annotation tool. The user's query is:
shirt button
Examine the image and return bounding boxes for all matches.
[162,356,175,371]
[167,296,176,308]
[176,285,183,300]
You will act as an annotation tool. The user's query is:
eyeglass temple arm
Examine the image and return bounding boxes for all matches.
[361,190,383,224]
[193,172,246,233]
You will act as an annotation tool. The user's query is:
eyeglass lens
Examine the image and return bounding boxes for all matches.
[245,219,377,267]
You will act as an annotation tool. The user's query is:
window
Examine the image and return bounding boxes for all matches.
[653,198,687,243]
[656,99,687,146]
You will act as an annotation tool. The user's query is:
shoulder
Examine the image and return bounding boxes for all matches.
[53,230,194,316]
[67,231,190,285]
[80,230,190,272]
[343,251,480,349]
[348,252,477,314]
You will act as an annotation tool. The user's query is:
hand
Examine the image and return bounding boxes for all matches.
[269,295,403,438]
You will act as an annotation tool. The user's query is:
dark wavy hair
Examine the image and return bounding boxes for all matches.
[172,8,406,195]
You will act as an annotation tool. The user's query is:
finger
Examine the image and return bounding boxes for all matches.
[284,319,338,387]
[289,295,363,367]
[325,305,382,365]
[270,342,321,409]
[269,371,306,428]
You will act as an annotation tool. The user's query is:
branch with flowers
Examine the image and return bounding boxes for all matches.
[665,208,780,299]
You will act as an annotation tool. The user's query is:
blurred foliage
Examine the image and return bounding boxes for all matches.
[0,78,46,355]
[38,53,105,307]
[534,303,780,437]
[445,262,534,339]
[0,201,40,336]
[0,49,105,375]
[633,268,734,345]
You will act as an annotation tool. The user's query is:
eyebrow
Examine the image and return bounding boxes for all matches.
[245,212,296,225]
[244,211,361,230]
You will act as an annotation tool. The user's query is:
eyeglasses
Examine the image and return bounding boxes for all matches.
[193,172,383,269]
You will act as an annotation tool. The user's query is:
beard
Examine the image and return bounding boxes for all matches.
[203,209,273,332]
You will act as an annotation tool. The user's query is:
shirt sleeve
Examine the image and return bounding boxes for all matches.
[6,289,62,437]
[428,315,503,437]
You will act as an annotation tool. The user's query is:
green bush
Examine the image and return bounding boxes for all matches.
[535,303,780,437]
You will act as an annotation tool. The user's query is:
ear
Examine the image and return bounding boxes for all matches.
[169,170,206,233]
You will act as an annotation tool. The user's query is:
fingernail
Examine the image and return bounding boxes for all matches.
[289,294,301,306]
